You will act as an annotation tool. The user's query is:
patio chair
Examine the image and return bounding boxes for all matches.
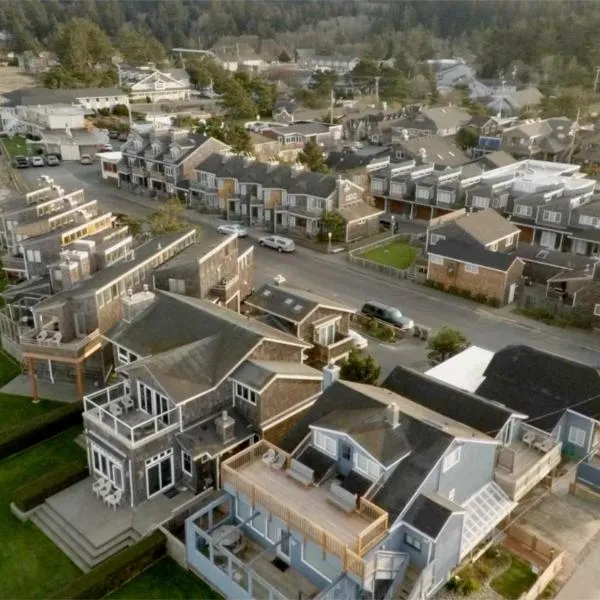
[262,448,276,465]
[538,438,555,453]
[271,453,286,470]
[122,397,134,412]
[51,331,62,345]
[522,430,536,447]
[36,329,48,343]
[109,402,123,417]
[104,489,122,511]
[92,477,108,497]
[97,480,112,499]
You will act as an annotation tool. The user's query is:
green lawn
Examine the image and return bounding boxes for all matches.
[0,426,86,599]
[490,556,537,600]
[360,241,418,269]
[0,349,21,386]
[2,135,31,158]
[0,394,65,435]
[108,557,220,600]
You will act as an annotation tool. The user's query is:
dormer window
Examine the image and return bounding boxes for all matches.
[151,141,161,156]
[133,138,143,151]
[314,430,337,457]
[170,145,181,160]
[234,382,257,406]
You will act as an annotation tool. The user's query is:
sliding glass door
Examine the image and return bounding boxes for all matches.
[145,449,174,498]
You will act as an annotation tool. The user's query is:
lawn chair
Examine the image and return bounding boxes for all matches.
[271,453,286,470]
[104,489,122,511]
[36,329,48,343]
[522,430,536,447]
[262,448,276,465]
[51,331,62,345]
[122,397,134,412]
[96,480,112,499]
[92,477,108,497]
[109,402,123,417]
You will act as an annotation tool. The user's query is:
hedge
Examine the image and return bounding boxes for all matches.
[52,530,167,599]
[13,460,88,512]
[0,401,83,460]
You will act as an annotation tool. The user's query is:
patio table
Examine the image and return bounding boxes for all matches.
[213,524,242,548]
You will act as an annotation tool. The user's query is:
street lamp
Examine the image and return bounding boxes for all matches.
[328,231,332,253]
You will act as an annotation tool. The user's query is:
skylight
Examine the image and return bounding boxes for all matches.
[284,298,294,305]
[262,290,272,297]
[293,304,304,312]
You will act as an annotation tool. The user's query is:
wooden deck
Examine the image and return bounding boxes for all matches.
[240,460,372,548]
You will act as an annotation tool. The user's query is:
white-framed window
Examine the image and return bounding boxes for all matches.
[314,430,337,457]
[164,166,175,176]
[542,210,562,224]
[145,449,174,498]
[235,382,258,406]
[540,230,557,249]
[464,263,479,274]
[416,186,431,200]
[442,446,462,473]
[181,451,193,476]
[437,190,454,204]
[572,239,588,255]
[472,196,489,209]
[168,278,186,294]
[489,242,498,251]
[354,453,380,480]
[515,205,533,217]
[137,381,171,423]
[429,254,444,265]
[594,304,600,317]
[26,249,41,263]
[579,215,597,227]
[236,497,251,520]
[117,346,129,365]
[505,234,514,248]
[568,426,586,447]
[315,320,337,346]
[91,443,123,489]
[448,488,456,502]
[404,532,422,552]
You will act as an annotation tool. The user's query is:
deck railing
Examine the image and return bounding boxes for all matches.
[221,440,389,581]
[20,328,102,359]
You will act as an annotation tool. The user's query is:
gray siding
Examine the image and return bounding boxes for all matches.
[561,411,596,459]
[431,513,463,587]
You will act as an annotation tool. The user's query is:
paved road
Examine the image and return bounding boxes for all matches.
[21,165,600,370]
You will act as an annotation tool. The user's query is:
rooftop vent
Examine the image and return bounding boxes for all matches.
[293,304,303,312]
[284,298,294,305]
[215,410,235,443]
[262,289,272,297]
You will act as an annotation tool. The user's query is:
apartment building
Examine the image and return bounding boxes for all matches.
[191,153,382,242]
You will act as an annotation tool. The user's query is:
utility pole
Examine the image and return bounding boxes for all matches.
[594,67,600,94]
[374,76,381,107]
[330,88,335,125]
[567,107,581,164]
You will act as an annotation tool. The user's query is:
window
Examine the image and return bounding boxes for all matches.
[505,234,514,248]
[91,443,123,489]
[236,497,251,521]
[542,210,562,224]
[314,431,337,457]
[354,453,380,479]
[168,278,186,294]
[165,166,175,176]
[489,242,498,251]
[26,249,41,263]
[448,488,456,501]
[515,205,533,217]
[416,186,431,200]
[181,451,192,476]
[404,532,422,552]
[429,255,444,265]
[235,382,257,405]
[316,321,336,345]
[594,304,600,317]
[117,346,129,365]
[442,446,462,473]
[568,426,586,447]
[437,190,454,204]
[472,196,489,209]
[540,230,557,249]
[579,215,597,227]
[145,449,173,498]
[464,263,479,274]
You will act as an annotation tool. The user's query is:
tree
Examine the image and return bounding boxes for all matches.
[427,327,469,364]
[221,79,258,120]
[319,211,346,242]
[278,50,292,63]
[146,198,186,235]
[340,349,381,385]
[117,26,166,65]
[455,127,479,151]
[53,18,113,72]
[298,139,329,173]
[196,118,253,154]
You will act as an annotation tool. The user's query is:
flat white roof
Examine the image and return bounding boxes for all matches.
[97,151,122,162]
[425,346,494,393]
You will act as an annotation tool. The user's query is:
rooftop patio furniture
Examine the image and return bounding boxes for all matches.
[36,330,48,343]
[285,458,314,487]
[96,480,112,499]
[109,402,123,417]
[262,448,276,465]
[122,397,134,411]
[534,437,555,453]
[104,488,122,511]
[271,453,286,470]
[92,477,108,497]
[51,331,62,344]
[522,430,536,447]
[326,480,357,513]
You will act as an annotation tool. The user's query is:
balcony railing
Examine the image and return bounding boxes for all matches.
[117,162,131,174]
[312,334,355,365]
[131,166,147,177]
[2,256,27,272]
[83,381,179,447]
[221,440,389,581]
[189,179,214,192]
[148,170,165,181]
[20,328,102,360]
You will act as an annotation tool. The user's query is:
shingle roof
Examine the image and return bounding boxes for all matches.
[231,359,321,390]
[338,201,384,223]
[396,135,468,167]
[476,345,600,432]
[516,244,597,271]
[2,87,125,106]
[403,493,459,538]
[383,365,515,436]
[453,208,519,245]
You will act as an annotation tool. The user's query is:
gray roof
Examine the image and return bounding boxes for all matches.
[2,87,125,107]
[121,131,218,165]
[403,493,460,538]
[231,359,321,390]
[451,208,519,245]
[516,244,598,271]
[195,154,337,198]
[269,122,331,136]
[245,283,354,323]
[473,151,516,170]
[396,136,468,167]
[428,235,519,271]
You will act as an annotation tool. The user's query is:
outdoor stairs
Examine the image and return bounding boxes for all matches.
[397,566,420,600]
[31,502,140,572]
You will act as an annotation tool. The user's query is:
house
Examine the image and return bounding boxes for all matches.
[126,69,191,103]
[17,50,58,74]
[390,106,472,138]
[83,290,323,508]
[567,198,600,256]
[384,356,562,502]
[244,283,356,364]
[471,150,516,170]
[390,134,469,168]
[190,153,383,242]
[153,229,254,311]
[296,52,359,75]
[426,208,524,304]
[117,129,230,200]
[0,218,197,399]
[501,117,574,161]
[185,373,514,599]
[259,121,343,148]
[486,86,544,117]
[325,145,391,189]
[272,96,297,123]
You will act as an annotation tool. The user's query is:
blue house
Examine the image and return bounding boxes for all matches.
[184,376,515,599]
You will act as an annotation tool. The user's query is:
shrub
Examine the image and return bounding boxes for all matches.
[96,107,111,117]
[488,297,501,308]
[474,292,488,304]
[112,104,129,116]
[447,285,460,296]
[0,401,83,460]
[52,530,167,599]
[13,461,88,512]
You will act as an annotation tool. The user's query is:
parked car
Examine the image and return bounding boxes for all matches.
[46,154,60,166]
[12,155,29,168]
[80,154,93,165]
[99,143,113,151]
[117,132,128,142]
[108,130,119,139]
[348,329,368,350]
[30,155,45,167]
[217,223,248,237]
[360,301,414,330]
[39,174,54,185]
[258,235,296,253]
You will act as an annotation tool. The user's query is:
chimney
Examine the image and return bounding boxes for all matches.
[385,402,400,428]
[215,410,235,443]
[322,360,340,391]
[121,287,156,323]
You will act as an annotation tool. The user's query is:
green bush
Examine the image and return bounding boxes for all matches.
[447,566,482,596]
[447,284,460,296]
[0,401,83,460]
[488,297,501,308]
[52,531,167,599]
[13,461,88,512]
[474,292,488,304]
[365,318,396,342]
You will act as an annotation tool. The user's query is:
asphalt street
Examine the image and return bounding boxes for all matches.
[22,163,600,372]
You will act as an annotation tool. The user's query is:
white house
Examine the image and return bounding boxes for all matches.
[127,69,191,103]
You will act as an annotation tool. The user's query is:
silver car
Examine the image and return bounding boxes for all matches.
[217,223,248,237]
[259,235,295,253]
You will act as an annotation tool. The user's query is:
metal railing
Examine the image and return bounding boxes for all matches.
[20,328,102,359]
[83,381,179,446]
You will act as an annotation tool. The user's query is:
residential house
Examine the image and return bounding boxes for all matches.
[186,374,514,599]
[272,96,297,124]
[244,283,355,365]
[191,153,383,242]
[486,86,544,117]
[0,227,197,399]
[153,230,254,311]
[248,132,282,162]
[17,50,58,74]
[295,52,359,75]
[390,134,469,168]
[471,150,516,171]
[418,344,600,494]
[385,355,562,502]
[126,69,191,103]
[567,198,600,256]
[83,290,323,509]
[326,146,391,190]
[426,208,524,304]
[501,117,574,161]
[117,130,230,200]
[259,121,343,149]
[390,107,472,139]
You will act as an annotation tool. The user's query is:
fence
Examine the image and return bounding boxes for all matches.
[516,284,581,319]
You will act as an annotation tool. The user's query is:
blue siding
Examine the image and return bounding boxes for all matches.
[577,462,600,491]
[387,525,431,570]
[562,411,595,459]
[431,513,463,588]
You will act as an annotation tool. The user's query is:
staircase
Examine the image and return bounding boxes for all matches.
[31,502,140,572]
[398,566,421,600]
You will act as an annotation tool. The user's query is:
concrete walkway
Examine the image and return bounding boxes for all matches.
[0,374,95,403]
[556,544,600,600]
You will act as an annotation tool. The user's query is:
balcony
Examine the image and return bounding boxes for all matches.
[131,165,147,177]
[221,440,389,581]
[20,327,103,361]
[2,256,27,273]
[212,274,240,300]
[190,179,214,192]
[117,162,131,174]
[495,424,562,501]
[148,169,165,181]
[83,381,179,447]
[312,334,355,365]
